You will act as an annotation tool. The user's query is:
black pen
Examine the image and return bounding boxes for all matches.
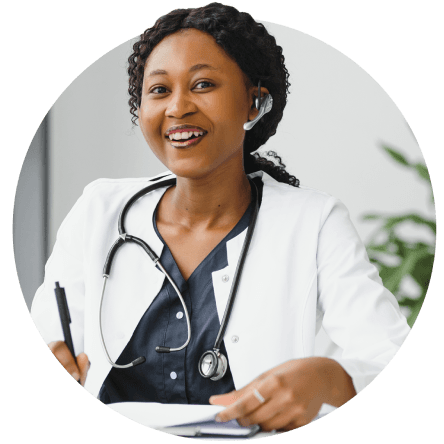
[54,281,80,383]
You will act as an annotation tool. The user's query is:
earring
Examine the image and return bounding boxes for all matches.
[243,80,273,131]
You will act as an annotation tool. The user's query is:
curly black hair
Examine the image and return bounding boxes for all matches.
[127,2,299,187]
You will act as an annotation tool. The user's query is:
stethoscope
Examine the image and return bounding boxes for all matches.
[98,175,260,381]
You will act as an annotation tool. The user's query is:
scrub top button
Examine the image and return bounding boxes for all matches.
[170,371,177,380]
[231,335,239,343]
[176,312,184,319]
[222,275,230,283]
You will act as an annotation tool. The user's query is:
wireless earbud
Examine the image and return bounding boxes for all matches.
[243,80,273,131]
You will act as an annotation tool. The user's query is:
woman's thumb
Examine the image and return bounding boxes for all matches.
[76,353,90,386]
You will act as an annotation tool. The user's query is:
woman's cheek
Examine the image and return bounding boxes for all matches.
[140,113,162,148]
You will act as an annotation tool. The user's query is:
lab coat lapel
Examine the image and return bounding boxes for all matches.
[211,172,266,329]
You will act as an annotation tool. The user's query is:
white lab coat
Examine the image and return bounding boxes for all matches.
[31,170,410,399]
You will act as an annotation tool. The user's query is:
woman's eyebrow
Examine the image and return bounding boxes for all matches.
[148,64,219,77]
[189,63,219,72]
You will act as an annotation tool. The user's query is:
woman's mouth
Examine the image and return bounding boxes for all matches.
[165,128,207,148]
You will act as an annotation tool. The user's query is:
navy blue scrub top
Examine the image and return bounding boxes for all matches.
[99,179,264,405]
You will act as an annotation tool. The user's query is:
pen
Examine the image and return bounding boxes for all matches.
[54,281,80,383]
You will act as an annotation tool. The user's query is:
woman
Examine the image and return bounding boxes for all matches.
[31,3,410,431]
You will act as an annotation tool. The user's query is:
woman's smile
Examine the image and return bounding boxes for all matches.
[165,125,207,148]
[138,28,258,179]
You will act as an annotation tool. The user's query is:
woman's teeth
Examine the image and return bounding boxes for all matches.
[168,131,204,141]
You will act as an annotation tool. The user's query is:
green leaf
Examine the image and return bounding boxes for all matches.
[383,146,410,167]
[367,244,392,253]
[383,214,436,234]
[377,264,401,293]
[407,299,424,327]
[381,247,429,294]
[414,163,431,182]
[362,214,383,220]
[390,238,408,258]
[410,253,435,289]
[397,296,423,308]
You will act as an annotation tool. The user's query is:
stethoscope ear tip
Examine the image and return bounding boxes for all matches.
[132,356,146,366]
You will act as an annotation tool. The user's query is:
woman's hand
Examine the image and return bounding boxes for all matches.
[209,357,356,431]
[48,341,90,386]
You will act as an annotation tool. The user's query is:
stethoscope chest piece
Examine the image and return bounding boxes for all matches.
[198,350,228,381]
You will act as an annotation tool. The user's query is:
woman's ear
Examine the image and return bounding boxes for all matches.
[248,85,270,121]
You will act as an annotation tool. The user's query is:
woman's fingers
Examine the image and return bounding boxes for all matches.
[209,390,241,406]
[48,341,90,384]
[49,341,80,380]
[215,377,280,423]
[259,405,311,432]
[77,353,91,386]
[209,383,254,406]
[237,397,285,427]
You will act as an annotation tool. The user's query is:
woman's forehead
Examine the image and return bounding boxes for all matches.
[144,29,236,74]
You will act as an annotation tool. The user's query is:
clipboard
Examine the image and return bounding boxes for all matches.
[164,419,261,438]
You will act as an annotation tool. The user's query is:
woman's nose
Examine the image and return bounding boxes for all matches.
[165,90,197,118]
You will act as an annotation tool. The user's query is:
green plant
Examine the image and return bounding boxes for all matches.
[362,146,435,327]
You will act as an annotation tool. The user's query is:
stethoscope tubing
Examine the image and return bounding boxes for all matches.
[99,276,137,368]
[118,177,177,237]
[155,260,191,352]
[213,179,259,351]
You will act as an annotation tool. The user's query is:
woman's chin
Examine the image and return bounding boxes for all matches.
[159,147,244,181]
[162,160,214,181]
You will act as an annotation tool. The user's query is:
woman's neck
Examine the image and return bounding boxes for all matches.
[160,158,252,231]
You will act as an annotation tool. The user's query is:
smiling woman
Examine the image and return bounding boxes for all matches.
[30,2,410,434]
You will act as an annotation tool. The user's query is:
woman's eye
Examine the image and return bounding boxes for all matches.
[151,86,168,94]
[194,81,214,90]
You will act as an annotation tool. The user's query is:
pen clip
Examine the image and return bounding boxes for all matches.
[55,281,71,324]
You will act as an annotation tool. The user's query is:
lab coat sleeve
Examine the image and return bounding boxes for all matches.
[316,196,411,393]
[31,188,88,355]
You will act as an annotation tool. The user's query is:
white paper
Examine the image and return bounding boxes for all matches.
[109,402,336,429]
[109,403,225,428]
[314,403,337,419]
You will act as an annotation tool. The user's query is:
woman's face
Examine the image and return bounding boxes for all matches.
[139,28,259,179]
